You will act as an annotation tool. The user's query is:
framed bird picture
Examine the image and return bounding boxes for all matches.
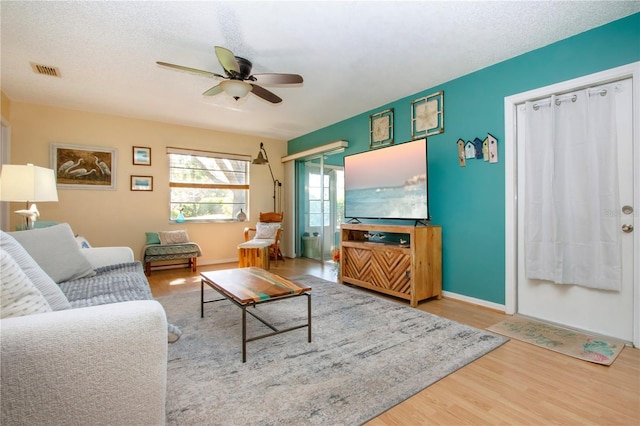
[50,143,117,190]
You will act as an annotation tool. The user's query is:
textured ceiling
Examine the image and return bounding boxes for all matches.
[1,1,638,141]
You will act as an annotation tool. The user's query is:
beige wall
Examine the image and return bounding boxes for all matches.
[3,100,287,264]
[1,92,11,120]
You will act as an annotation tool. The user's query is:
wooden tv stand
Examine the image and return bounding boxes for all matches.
[339,223,442,307]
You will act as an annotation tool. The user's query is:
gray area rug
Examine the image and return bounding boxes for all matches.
[158,274,507,425]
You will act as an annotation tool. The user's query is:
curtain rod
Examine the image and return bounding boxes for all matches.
[529,84,621,111]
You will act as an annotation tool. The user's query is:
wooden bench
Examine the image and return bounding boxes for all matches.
[143,243,199,276]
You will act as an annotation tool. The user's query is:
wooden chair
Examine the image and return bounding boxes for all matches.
[243,212,285,265]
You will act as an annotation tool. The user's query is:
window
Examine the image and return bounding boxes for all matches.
[308,171,330,227]
[167,147,250,222]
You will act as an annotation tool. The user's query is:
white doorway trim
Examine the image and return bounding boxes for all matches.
[1,117,12,232]
[282,140,348,259]
[504,62,640,347]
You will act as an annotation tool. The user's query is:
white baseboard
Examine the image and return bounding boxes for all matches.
[442,290,506,312]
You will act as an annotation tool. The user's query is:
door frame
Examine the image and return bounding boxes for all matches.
[504,62,640,347]
[1,117,11,232]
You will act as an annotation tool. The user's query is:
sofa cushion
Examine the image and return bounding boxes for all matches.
[60,262,155,308]
[1,249,52,318]
[58,261,182,343]
[158,230,190,245]
[9,223,96,284]
[0,231,71,311]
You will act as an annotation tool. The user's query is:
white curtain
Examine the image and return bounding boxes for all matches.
[524,84,621,291]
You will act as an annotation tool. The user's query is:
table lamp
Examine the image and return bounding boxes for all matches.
[0,163,59,229]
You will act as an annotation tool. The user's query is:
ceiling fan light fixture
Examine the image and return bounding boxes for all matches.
[220,80,252,100]
[157,46,301,104]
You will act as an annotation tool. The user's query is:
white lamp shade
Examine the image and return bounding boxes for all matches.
[220,80,252,99]
[0,164,59,202]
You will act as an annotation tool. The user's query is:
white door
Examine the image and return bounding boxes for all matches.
[516,78,635,342]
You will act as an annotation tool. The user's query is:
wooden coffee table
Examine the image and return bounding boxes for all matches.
[200,267,312,362]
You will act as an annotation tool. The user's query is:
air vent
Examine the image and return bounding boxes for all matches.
[30,62,61,77]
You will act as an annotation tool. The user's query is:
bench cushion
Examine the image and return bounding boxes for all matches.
[238,240,272,249]
[144,243,200,262]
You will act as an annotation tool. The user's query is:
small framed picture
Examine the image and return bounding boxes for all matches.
[132,146,151,166]
[131,175,153,191]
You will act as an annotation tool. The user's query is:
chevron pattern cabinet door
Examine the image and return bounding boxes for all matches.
[370,250,411,294]
[342,247,371,281]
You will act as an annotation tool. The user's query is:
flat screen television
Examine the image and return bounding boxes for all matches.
[344,138,429,221]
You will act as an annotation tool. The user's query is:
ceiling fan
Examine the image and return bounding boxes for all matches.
[157,46,303,104]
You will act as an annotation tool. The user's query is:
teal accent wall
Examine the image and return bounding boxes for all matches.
[288,13,640,304]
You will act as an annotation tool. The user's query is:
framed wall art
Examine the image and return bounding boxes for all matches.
[132,146,151,165]
[51,143,117,190]
[411,91,444,139]
[369,108,394,149]
[130,175,153,191]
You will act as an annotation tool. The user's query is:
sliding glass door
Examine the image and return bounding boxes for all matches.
[299,156,343,262]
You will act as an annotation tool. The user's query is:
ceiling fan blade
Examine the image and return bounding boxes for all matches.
[251,73,303,85]
[250,84,282,104]
[202,84,224,96]
[156,61,224,79]
[214,46,240,75]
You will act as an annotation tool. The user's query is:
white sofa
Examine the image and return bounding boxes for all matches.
[0,225,168,426]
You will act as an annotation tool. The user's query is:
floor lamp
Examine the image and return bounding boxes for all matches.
[252,142,282,212]
[0,163,59,229]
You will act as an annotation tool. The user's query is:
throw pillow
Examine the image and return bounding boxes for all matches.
[145,232,161,245]
[158,230,190,245]
[0,231,71,310]
[75,235,92,249]
[9,223,96,284]
[255,222,280,240]
[1,249,52,319]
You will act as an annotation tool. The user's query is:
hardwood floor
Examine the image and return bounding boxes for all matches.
[148,258,640,425]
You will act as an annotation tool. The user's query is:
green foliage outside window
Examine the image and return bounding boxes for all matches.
[168,149,249,222]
